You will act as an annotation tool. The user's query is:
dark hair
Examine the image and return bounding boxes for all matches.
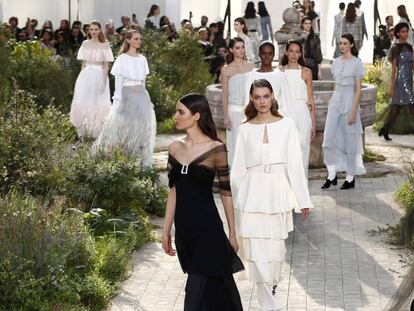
[341,33,358,57]
[345,3,357,23]
[258,2,269,17]
[179,93,220,142]
[354,0,361,8]
[41,28,53,40]
[244,2,257,19]
[234,17,249,35]
[160,15,169,27]
[245,79,282,122]
[72,20,82,29]
[147,4,160,18]
[339,2,345,10]
[259,41,275,53]
[385,15,393,22]
[217,21,225,36]
[394,22,409,39]
[397,5,410,23]
[8,16,18,25]
[280,40,306,66]
[226,37,245,64]
[301,16,313,30]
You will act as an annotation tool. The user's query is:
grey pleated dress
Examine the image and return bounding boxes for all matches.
[322,56,366,176]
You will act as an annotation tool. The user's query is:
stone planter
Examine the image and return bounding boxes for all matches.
[206,80,377,167]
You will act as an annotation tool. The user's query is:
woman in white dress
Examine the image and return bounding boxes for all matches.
[278,40,316,177]
[221,37,255,165]
[244,2,262,61]
[251,42,282,101]
[94,30,156,167]
[70,21,114,139]
[234,17,258,64]
[231,79,313,311]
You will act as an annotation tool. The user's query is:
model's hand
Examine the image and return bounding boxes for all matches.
[229,234,239,253]
[347,112,356,125]
[318,70,322,81]
[301,208,310,219]
[162,231,176,256]
[311,126,316,141]
[224,114,231,130]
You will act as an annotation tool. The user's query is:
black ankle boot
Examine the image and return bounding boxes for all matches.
[321,175,337,189]
[340,179,355,190]
[379,126,392,141]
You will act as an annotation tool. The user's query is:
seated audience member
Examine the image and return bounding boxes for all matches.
[40,28,56,54]
[8,16,21,39]
[116,16,130,34]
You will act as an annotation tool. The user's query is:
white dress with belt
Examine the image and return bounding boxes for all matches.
[231,117,314,310]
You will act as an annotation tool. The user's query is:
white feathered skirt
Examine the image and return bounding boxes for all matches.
[93,85,156,167]
[70,64,112,138]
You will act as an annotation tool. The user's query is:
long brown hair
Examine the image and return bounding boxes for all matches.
[226,37,245,64]
[234,17,249,35]
[397,5,410,23]
[87,20,106,43]
[345,3,356,23]
[179,93,221,142]
[245,79,282,122]
[280,40,306,66]
[119,30,142,55]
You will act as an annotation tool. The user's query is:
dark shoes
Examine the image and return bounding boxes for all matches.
[378,126,392,141]
[321,175,337,189]
[340,179,355,190]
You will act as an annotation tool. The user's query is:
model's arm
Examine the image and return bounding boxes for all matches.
[162,186,177,256]
[390,57,397,97]
[221,70,231,129]
[304,69,316,140]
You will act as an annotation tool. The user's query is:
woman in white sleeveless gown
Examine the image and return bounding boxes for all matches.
[277,40,316,177]
[231,79,313,311]
[94,30,156,167]
[221,37,255,165]
[70,21,114,138]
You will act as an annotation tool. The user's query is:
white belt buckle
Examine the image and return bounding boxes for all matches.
[264,164,272,174]
[181,164,189,174]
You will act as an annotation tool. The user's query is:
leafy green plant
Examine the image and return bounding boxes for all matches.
[364,62,414,134]
[0,87,76,195]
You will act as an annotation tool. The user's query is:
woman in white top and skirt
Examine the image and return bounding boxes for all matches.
[221,37,255,165]
[231,79,313,311]
[70,21,114,139]
[277,40,316,178]
[94,30,156,167]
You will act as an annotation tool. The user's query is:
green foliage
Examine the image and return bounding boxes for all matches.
[0,88,76,195]
[157,116,181,134]
[4,40,76,112]
[141,29,214,124]
[364,62,414,134]
[64,150,166,217]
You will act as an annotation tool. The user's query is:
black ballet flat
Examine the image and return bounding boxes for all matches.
[378,127,392,141]
[340,179,355,190]
[321,175,337,189]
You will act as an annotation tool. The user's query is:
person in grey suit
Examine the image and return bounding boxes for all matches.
[332,2,345,58]
[354,0,368,46]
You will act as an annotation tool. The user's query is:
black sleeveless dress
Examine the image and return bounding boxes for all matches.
[168,144,244,311]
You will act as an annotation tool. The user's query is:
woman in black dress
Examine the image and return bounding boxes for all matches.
[162,93,244,311]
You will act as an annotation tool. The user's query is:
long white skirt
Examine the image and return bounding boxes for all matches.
[70,65,112,138]
[93,85,156,167]
[227,104,245,166]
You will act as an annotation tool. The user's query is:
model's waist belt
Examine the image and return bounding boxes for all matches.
[249,29,257,32]
[247,163,286,174]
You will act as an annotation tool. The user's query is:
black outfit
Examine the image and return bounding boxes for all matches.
[70,35,85,53]
[374,34,391,62]
[304,32,322,80]
[168,144,244,311]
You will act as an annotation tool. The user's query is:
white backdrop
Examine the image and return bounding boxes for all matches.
[1,0,414,63]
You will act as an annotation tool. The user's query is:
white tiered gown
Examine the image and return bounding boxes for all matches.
[70,40,114,138]
[231,117,314,310]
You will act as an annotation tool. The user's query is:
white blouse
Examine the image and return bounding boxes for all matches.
[111,53,150,101]
[230,117,313,211]
[77,40,114,64]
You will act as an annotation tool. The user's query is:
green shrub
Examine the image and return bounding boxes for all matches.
[364,62,414,134]
[0,88,76,195]
[64,150,166,217]
[5,40,76,112]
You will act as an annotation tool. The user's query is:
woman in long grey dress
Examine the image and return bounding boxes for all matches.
[94,30,156,167]
[322,33,365,190]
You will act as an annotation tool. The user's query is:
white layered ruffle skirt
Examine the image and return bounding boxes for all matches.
[235,164,296,284]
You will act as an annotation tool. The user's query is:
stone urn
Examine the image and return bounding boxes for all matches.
[206,80,377,168]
